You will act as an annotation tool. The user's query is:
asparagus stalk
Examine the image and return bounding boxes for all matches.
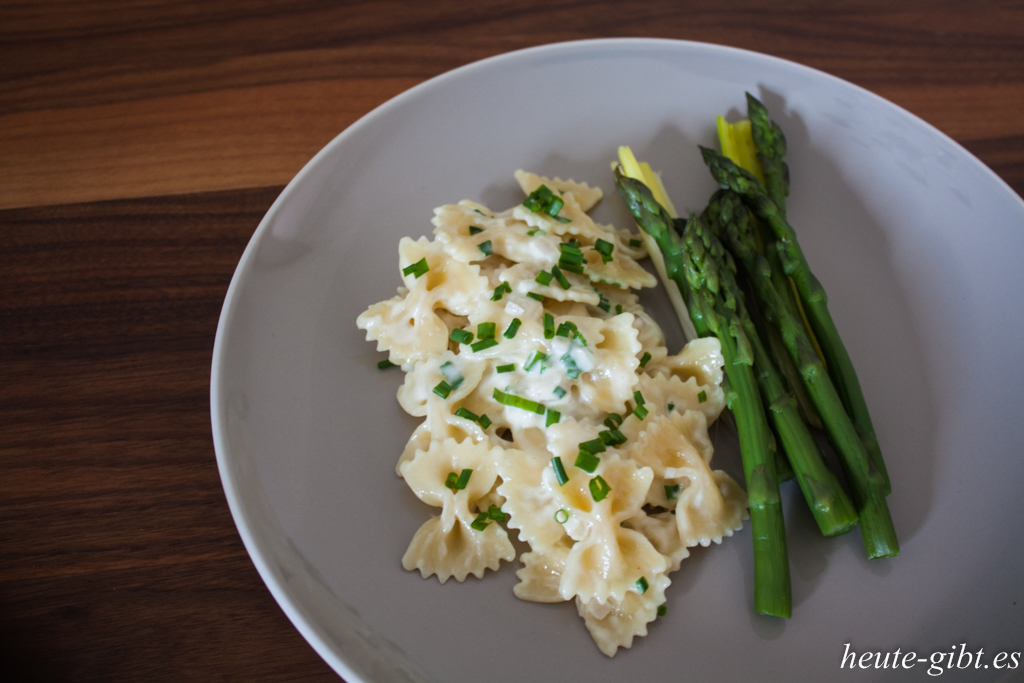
[716,116,825,430]
[673,211,795,485]
[700,146,891,495]
[744,93,830,387]
[702,196,859,537]
[615,168,792,617]
[712,189,898,558]
[745,93,789,215]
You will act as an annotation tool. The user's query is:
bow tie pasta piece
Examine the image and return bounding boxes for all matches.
[573,313,643,415]
[432,202,563,268]
[499,262,601,305]
[497,448,569,551]
[623,510,690,573]
[395,402,494,476]
[397,237,489,315]
[623,410,714,510]
[556,455,668,605]
[576,571,670,658]
[514,170,604,213]
[676,467,748,548]
[625,410,747,547]
[512,187,611,241]
[619,371,725,442]
[514,537,574,603]
[357,288,449,366]
[397,351,486,417]
[357,237,490,365]
[591,285,667,354]
[400,438,514,582]
[574,232,658,291]
[646,336,725,391]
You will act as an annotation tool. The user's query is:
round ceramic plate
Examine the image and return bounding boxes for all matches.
[211,39,1024,682]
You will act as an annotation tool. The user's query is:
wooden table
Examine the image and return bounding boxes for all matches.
[2,2,1021,680]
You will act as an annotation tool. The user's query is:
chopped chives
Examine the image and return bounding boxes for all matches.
[450,328,473,345]
[633,404,649,421]
[698,390,708,403]
[487,505,508,522]
[657,604,667,617]
[493,388,546,414]
[629,238,642,248]
[598,429,627,446]
[597,294,611,312]
[575,450,600,474]
[636,576,649,594]
[377,359,396,369]
[455,406,480,422]
[559,250,584,265]
[579,438,606,456]
[593,238,614,263]
[439,361,463,388]
[491,281,512,301]
[471,338,498,352]
[552,386,567,399]
[551,457,569,486]
[551,265,571,290]
[433,381,453,399]
[668,402,675,412]
[535,270,553,286]
[558,242,586,274]
[604,413,623,429]
[474,209,492,217]
[527,292,545,302]
[560,353,581,379]
[545,407,560,427]
[477,240,493,256]
[555,321,576,338]
[665,483,680,500]
[477,414,492,429]
[639,351,652,368]
[543,313,554,339]
[468,225,484,235]
[496,363,515,373]
[527,228,544,236]
[402,257,429,279]
[446,468,473,491]
[477,322,496,340]
[524,350,548,372]
[615,304,623,315]
[523,185,571,222]
[559,241,584,261]
[589,475,612,502]
[633,391,646,406]
[471,512,491,531]
[503,318,522,338]
[554,508,570,523]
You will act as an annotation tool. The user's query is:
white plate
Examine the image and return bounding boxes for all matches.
[211,39,1024,682]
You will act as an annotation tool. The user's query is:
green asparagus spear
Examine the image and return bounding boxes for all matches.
[697,192,824,431]
[702,195,858,537]
[745,92,789,215]
[615,168,792,617]
[713,189,898,558]
[699,146,891,495]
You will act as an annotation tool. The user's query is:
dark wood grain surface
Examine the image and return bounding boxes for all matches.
[1,2,1022,680]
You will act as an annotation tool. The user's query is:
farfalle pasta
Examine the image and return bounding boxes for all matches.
[357,171,748,657]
